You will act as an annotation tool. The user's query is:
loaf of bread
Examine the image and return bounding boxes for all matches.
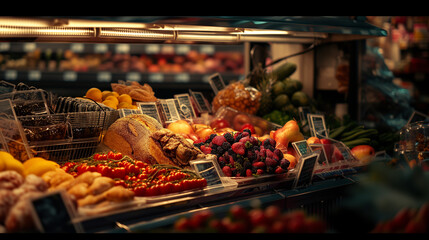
[103,114,205,167]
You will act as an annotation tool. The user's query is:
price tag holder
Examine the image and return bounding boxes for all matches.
[158,99,181,125]
[292,153,319,189]
[310,144,329,165]
[292,140,313,157]
[118,108,143,118]
[407,111,429,125]
[308,114,328,138]
[190,157,223,186]
[174,93,196,120]
[137,102,162,123]
[189,90,211,113]
[29,190,83,233]
[208,73,226,95]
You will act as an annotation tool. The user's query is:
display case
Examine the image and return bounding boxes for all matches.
[0,16,391,233]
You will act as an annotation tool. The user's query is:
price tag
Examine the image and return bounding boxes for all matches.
[308,114,327,138]
[29,190,83,233]
[174,93,196,120]
[4,70,18,81]
[94,43,108,53]
[407,111,429,125]
[115,44,130,54]
[298,106,311,125]
[0,42,10,52]
[70,43,84,53]
[145,44,160,54]
[175,45,190,55]
[292,153,319,189]
[97,72,112,82]
[118,108,143,118]
[28,70,41,81]
[292,140,313,157]
[63,71,77,82]
[189,90,210,113]
[208,73,226,95]
[23,43,36,52]
[175,73,190,83]
[148,73,164,83]
[310,144,329,165]
[190,157,223,186]
[137,102,162,123]
[126,72,141,82]
[159,99,181,124]
[200,45,215,55]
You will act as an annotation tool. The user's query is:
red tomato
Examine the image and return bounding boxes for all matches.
[112,167,126,179]
[210,118,230,129]
[240,123,255,134]
[133,185,146,196]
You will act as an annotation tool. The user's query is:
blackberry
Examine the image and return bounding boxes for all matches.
[242,128,252,135]
[194,142,204,148]
[243,159,252,170]
[224,132,234,144]
[234,132,243,142]
[216,146,224,155]
[207,133,217,142]
[221,141,231,150]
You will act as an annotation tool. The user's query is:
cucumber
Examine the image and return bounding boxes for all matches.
[273,62,297,81]
[342,138,371,149]
[340,129,378,142]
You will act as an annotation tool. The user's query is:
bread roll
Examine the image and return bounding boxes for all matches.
[103,114,205,167]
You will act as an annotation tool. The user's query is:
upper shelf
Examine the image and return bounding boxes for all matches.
[0,16,387,44]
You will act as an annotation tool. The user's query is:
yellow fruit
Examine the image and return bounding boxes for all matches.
[118,94,132,104]
[111,91,119,97]
[102,100,118,109]
[85,88,103,102]
[102,91,115,101]
[105,95,119,105]
[0,151,24,175]
[129,104,138,109]
[24,159,59,177]
[117,101,133,109]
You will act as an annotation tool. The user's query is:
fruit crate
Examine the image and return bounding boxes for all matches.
[17,110,119,163]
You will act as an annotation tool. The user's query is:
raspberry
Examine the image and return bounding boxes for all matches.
[263,138,276,148]
[246,169,253,177]
[212,135,226,146]
[265,157,278,168]
[249,136,259,146]
[222,166,232,177]
[256,169,264,175]
[241,131,250,138]
[280,158,290,170]
[201,145,212,155]
[239,136,250,144]
[274,149,283,159]
[231,142,245,155]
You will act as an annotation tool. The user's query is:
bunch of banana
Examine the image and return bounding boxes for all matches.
[329,121,378,149]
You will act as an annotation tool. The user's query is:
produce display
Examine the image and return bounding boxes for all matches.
[211,82,261,115]
[60,151,207,197]
[170,205,326,233]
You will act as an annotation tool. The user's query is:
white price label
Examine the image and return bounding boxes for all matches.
[23,43,37,52]
[115,44,130,53]
[175,45,190,55]
[94,44,108,53]
[175,73,190,83]
[148,73,164,83]
[126,72,141,82]
[145,44,160,54]
[71,43,84,53]
[4,70,17,80]
[0,42,10,52]
[97,72,112,82]
[28,70,41,81]
[63,71,77,82]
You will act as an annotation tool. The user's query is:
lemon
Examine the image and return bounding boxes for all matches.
[85,88,103,102]
[0,151,24,175]
[23,157,59,177]
[118,94,132,105]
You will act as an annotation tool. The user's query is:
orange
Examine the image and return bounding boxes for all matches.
[105,95,119,106]
[111,91,119,97]
[118,94,132,104]
[102,91,115,101]
[85,88,103,102]
[117,101,133,109]
[102,100,118,109]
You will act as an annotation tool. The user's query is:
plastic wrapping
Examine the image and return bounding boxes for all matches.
[211,81,261,115]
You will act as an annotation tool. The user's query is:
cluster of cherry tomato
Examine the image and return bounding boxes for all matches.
[61,151,207,197]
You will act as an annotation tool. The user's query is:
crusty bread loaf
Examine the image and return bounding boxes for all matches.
[103,114,163,164]
[103,114,205,167]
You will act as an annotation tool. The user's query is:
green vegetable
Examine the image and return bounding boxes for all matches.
[272,62,297,81]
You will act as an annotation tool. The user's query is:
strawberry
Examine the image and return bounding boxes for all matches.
[256,169,264,175]
[252,161,265,169]
[275,166,286,174]
[222,165,232,177]
[246,169,253,177]
[212,135,226,146]
[240,123,255,134]
[231,142,245,155]
[201,145,213,155]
